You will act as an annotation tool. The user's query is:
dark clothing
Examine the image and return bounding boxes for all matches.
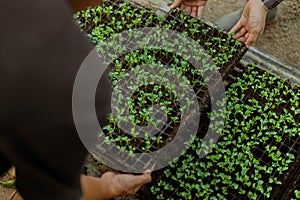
[0,0,99,199]
[261,0,283,9]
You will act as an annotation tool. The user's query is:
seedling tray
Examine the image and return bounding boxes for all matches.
[75,0,247,157]
[76,0,247,71]
[140,64,300,200]
[76,1,300,199]
[225,65,300,200]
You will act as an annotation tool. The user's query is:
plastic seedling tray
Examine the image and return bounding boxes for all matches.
[74,0,247,156]
[77,1,300,199]
[140,64,300,200]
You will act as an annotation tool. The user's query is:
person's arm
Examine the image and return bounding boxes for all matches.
[81,170,152,200]
[170,0,208,19]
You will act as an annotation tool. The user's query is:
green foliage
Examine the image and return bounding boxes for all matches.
[151,65,299,199]
[295,190,300,199]
[73,1,237,155]
[292,190,300,200]
[0,179,16,189]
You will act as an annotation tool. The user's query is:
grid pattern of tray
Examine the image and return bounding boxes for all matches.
[141,65,300,200]
[75,0,248,155]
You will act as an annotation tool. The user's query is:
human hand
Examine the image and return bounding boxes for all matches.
[103,165,154,197]
[170,0,208,19]
[230,0,268,48]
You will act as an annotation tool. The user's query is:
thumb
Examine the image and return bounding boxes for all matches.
[136,172,152,185]
[135,169,153,185]
[130,168,153,187]
[123,173,152,195]
[170,0,183,9]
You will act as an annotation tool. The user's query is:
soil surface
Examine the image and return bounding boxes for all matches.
[1,0,299,199]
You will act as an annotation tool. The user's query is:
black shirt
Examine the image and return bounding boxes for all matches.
[0,0,106,199]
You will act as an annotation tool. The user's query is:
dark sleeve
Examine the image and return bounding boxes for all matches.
[261,0,283,9]
[0,154,11,175]
[0,0,107,199]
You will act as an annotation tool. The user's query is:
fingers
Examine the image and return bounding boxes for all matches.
[245,21,265,47]
[232,24,262,48]
[180,4,185,10]
[230,21,247,44]
[102,171,119,177]
[131,173,152,191]
[245,29,259,48]
[151,163,155,171]
[230,19,253,47]
[179,5,205,19]
[113,172,152,196]
[197,6,205,20]
[111,164,155,196]
[240,32,249,43]
[129,178,149,194]
[170,0,184,9]
[191,6,198,17]
[144,163,156,174]
[233,27,252,46]
[234,27,247,39]
[234,27,249,43]
[130,163,155,189]
[230,20,243,36]
[185,5,192,15]
[138,163,155,184]
[236,35,248,43]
